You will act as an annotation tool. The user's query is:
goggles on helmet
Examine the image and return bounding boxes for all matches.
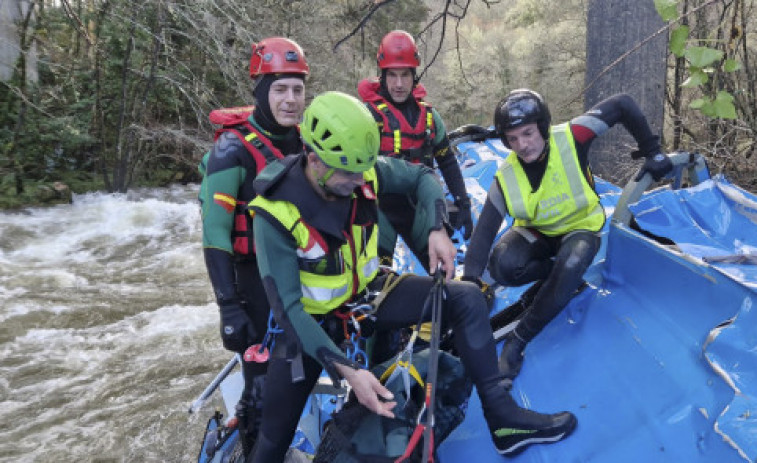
[502,97,540,126]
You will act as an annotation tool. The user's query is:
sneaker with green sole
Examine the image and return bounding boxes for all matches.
[491,411,577,456]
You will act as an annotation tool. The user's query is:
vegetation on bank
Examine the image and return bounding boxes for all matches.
[1,0,755,209]
[0,168,192,209]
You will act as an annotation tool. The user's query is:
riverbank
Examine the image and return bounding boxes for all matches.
[0,168,193,209]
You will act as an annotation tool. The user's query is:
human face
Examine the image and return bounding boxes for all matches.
[307,152,365,199]
[385,68,414,103]
[269,77,305,127]
[324,168,365,198]
[503,123,546,164]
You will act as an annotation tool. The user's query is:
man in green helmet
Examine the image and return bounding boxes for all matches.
[246,91,577,462]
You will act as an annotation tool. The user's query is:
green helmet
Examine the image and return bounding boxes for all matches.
[301,91,379,173]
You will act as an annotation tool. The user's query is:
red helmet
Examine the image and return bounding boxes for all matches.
[249,37,309,79]
[377,30,420,69]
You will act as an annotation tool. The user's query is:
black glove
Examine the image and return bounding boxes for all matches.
[635,153,673,182]
[452,198,474,240]
[459,276,496,309]
[219,302,256,353]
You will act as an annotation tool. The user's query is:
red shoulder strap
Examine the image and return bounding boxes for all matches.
[214,122,287,174]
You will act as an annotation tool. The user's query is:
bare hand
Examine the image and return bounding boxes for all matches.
[335,364,396,418]
[428,229,457,280]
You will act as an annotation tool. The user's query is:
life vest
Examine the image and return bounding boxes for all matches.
[495,123,605,236]
[208,106,288,175]
[251,170,381,315]
[205,106,300,256]
[357,78,436,164]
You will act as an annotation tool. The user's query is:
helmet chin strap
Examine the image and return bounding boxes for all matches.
[315,166,353,199]
[316,167,335,189]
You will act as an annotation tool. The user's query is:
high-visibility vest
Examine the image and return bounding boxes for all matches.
[495,123,605,236]
[251,170,381,315]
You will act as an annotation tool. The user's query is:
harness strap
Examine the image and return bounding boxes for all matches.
[370,272,412,309]
[394,423,427,463]
[217,122,288,175]
[421,270,445,463]
[242,121,283,167]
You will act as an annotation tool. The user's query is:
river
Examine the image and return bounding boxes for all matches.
[0,184,227,462]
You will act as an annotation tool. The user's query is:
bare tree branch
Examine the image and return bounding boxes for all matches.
[332,0,399,52]
[60,0,94,47]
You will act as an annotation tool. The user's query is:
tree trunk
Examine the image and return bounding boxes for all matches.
[584,0,668,183]
[2,0,40,194]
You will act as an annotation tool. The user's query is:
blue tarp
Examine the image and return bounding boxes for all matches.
[436,138,757,462]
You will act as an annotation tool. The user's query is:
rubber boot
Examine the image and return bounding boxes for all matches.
[498,330,527,385]
[480,382,577,456]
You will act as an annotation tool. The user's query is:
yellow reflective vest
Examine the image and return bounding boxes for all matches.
[495,123,605,236]
[251,169,381,315]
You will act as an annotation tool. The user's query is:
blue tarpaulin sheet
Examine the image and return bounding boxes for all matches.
[435,138,757,462]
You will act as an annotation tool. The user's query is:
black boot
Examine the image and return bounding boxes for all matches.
[499,330,527,383]
[480,382,577,456]
[491,281,543,342]
[490,409,577,456]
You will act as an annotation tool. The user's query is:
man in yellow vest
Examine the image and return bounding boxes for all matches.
[247,91,576,462]
[463,89,673,386]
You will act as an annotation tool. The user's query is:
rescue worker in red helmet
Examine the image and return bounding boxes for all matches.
[197,36,308,457]
[463,89,673,387]
[357,30,473,269]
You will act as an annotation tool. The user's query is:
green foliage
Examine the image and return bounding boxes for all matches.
[690,90,737,119]
[657,2,738,120]
[684,46,723,67]
[669,26,689,56]
[654,0,679,22]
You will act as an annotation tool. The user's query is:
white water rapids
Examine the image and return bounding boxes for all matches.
[0,184,228,462]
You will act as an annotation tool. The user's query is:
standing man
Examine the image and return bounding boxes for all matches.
[248,91,577,462]
[463,89,673,385]
[358,30,473,268]
[198,37,308,456]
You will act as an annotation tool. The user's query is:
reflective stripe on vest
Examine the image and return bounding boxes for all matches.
[373,101,435,161]
[495,123,604,236]
[251,169,381,315]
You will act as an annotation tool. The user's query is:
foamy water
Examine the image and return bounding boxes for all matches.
[0,184,230,462]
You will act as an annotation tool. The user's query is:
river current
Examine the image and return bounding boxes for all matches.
[0,184,226,462]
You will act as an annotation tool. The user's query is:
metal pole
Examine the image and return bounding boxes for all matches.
[188,354,241,414]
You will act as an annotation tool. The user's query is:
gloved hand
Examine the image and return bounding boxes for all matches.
[635,152,673,182]
[459,275,496,309]
[219,302,256,353]
[452,198,474,240]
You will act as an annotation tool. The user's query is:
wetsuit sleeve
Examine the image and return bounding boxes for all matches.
[431,109,468,204]
[375,156,448,251]
[253,212,357,381]
[569,93,661,163]
[200,133,248,302]
[463,182,508,279]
